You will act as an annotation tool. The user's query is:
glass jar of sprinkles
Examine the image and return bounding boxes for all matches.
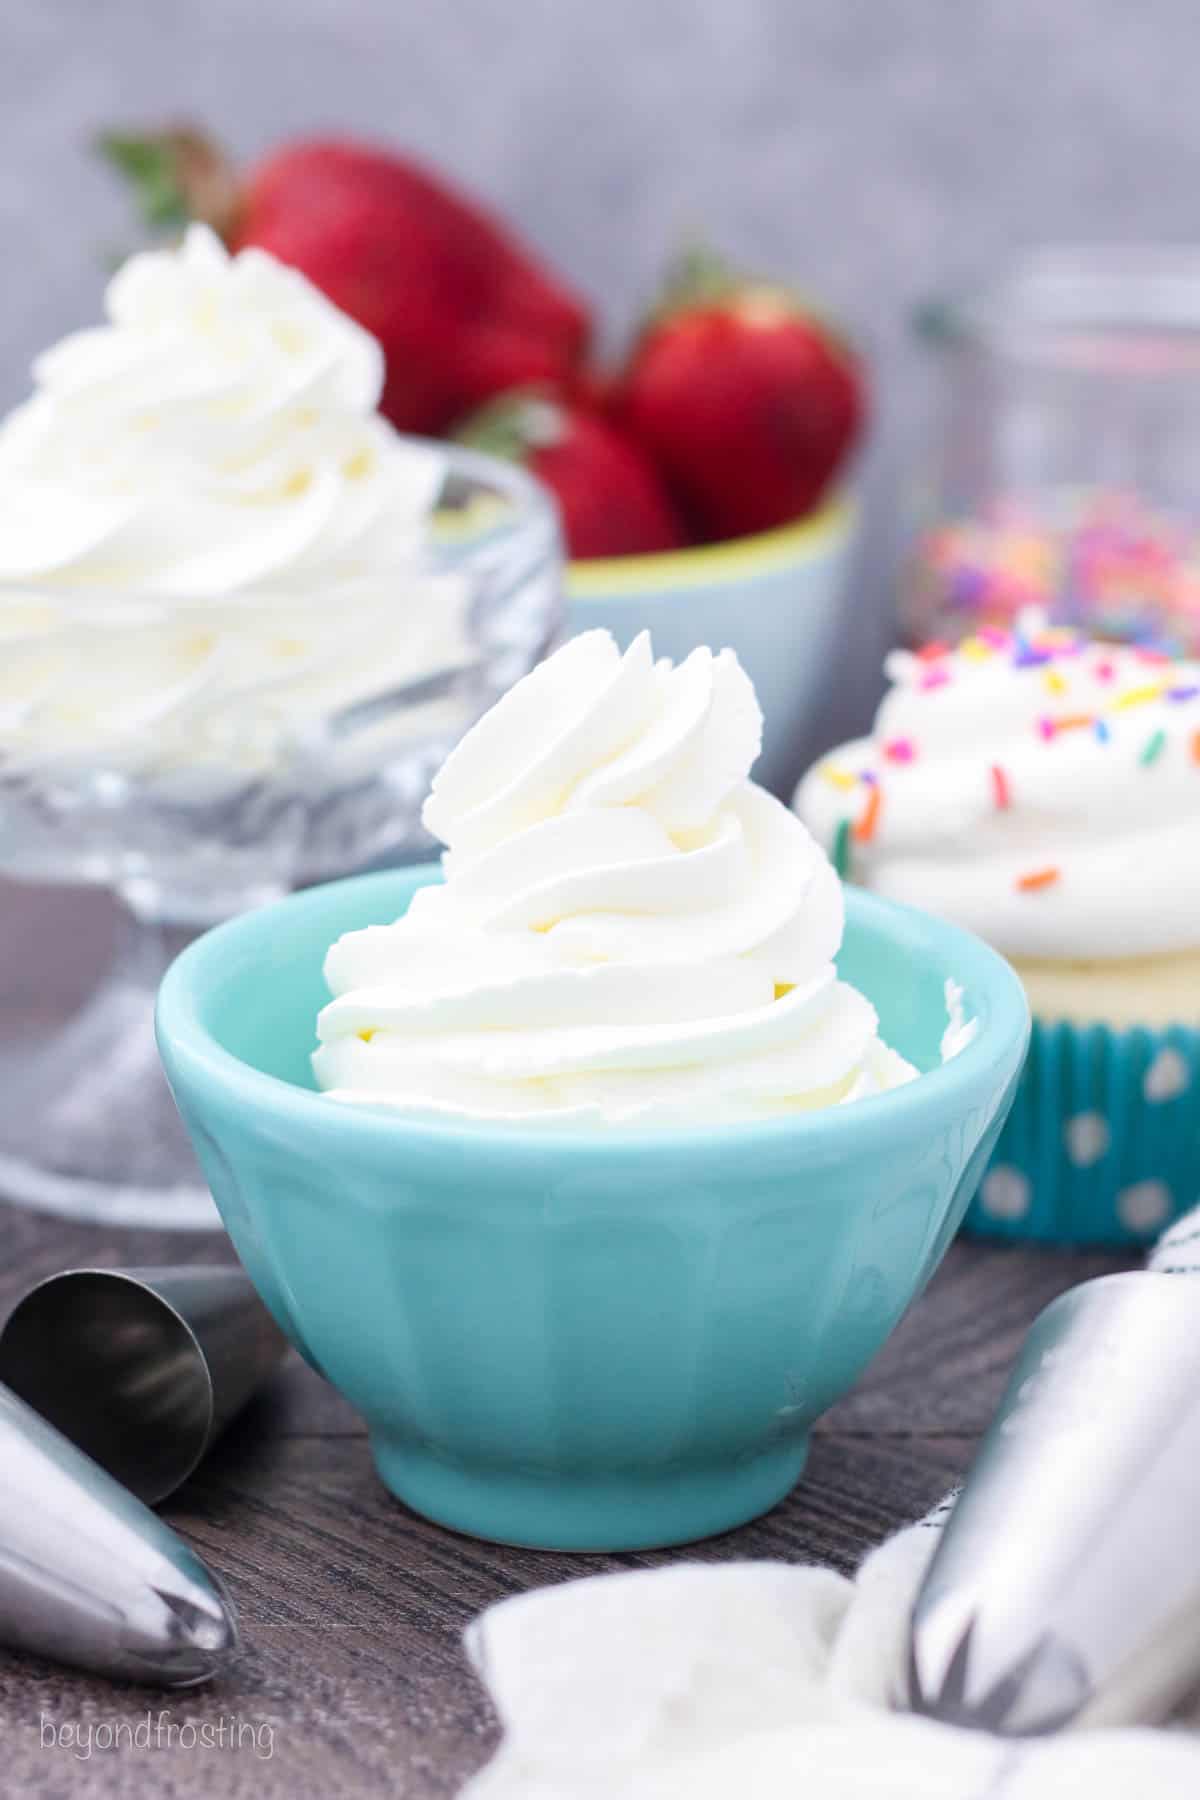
[908,248,1200,656]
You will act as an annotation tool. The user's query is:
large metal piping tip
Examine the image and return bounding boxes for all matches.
[0,1264,289,1504]
[907,1273,1200,1736]
[907,1618,1090,1736]
[0,1383,239,1685]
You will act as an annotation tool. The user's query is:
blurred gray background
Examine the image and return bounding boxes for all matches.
[4,0,1200,730]
[3,0,1199,1005]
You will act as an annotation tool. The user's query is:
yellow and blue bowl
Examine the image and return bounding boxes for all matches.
[156,866,1028,1552]
[566,497,857,797]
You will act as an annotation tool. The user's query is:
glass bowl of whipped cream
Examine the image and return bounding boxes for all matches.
[0,226,562,1228]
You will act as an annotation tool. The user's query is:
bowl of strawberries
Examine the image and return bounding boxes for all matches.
[106,129,863,798]
[455,248,862,797]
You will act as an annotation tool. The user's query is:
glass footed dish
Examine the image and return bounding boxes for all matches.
[0,444,562,1228]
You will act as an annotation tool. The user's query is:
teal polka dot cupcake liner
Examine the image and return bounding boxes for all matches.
[966,1016,1200,1245]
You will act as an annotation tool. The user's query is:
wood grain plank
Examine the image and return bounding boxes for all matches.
[0,1430,977,1799]
[828,1237,1133,1433]
[0,1161,1138,1795]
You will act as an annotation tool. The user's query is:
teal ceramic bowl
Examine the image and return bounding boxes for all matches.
[565,497,856,797]
[156,867,1028,1552]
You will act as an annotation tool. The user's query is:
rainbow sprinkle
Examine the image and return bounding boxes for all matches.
[832,817,851,879]
[1016,866,1061,893]
[1094,718,1111,743]
[1192,729,1200,764]
[1140,728,1168,766]
[883,737,916,763]
[854,784,882,844]
[820,763,858,792]
[1042,669,1068,696]
[920,667,951,692]
[1115,683,1165,710]
[1051,713,1096,734]
[990,764,1012,809]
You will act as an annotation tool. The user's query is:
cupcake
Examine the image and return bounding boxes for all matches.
[794,619,1200,1244]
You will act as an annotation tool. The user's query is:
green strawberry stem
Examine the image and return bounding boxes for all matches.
[454,387,565,462]
[653,242,743,320]
[647,238,859,368]
[96,127,243,242]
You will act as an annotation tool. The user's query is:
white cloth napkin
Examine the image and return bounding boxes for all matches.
[459,1207,1200,1798]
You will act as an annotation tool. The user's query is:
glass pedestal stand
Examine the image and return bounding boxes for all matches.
[0,440,563,1231]
[0,890,277,1230]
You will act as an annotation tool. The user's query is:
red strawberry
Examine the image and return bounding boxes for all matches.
[457,389,687,561]
[100,129,591,437]
[615,249,864,542]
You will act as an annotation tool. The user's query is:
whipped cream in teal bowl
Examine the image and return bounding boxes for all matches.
[157,863,1026,1550]
[158,628,1027,1548]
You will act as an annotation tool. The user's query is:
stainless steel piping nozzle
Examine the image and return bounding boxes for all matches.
[909,1272,1200,1734]
[0,1382,238,1685]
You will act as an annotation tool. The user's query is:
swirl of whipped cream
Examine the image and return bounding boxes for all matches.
[0,224,444,594]
[794,621,1200,959]
[314,630,916,1126]
[0,226,471,769]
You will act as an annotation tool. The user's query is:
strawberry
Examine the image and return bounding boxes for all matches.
[457,389,687,561]
[614,249,864,542]
[100,129,591,437]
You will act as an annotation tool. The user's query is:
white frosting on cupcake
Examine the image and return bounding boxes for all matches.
[794,619,1200,959]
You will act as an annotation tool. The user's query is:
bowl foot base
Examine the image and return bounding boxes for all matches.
[369,1434,810,1552]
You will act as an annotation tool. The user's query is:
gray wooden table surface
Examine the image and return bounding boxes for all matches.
[0,879,1132,1797]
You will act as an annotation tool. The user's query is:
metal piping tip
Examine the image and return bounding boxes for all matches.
[139,1571,240,1687]
[908,1273,1200,1736]
[0,1264,288,1504]
[908,1618,1090,1736]
[0,1383,238,1685]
